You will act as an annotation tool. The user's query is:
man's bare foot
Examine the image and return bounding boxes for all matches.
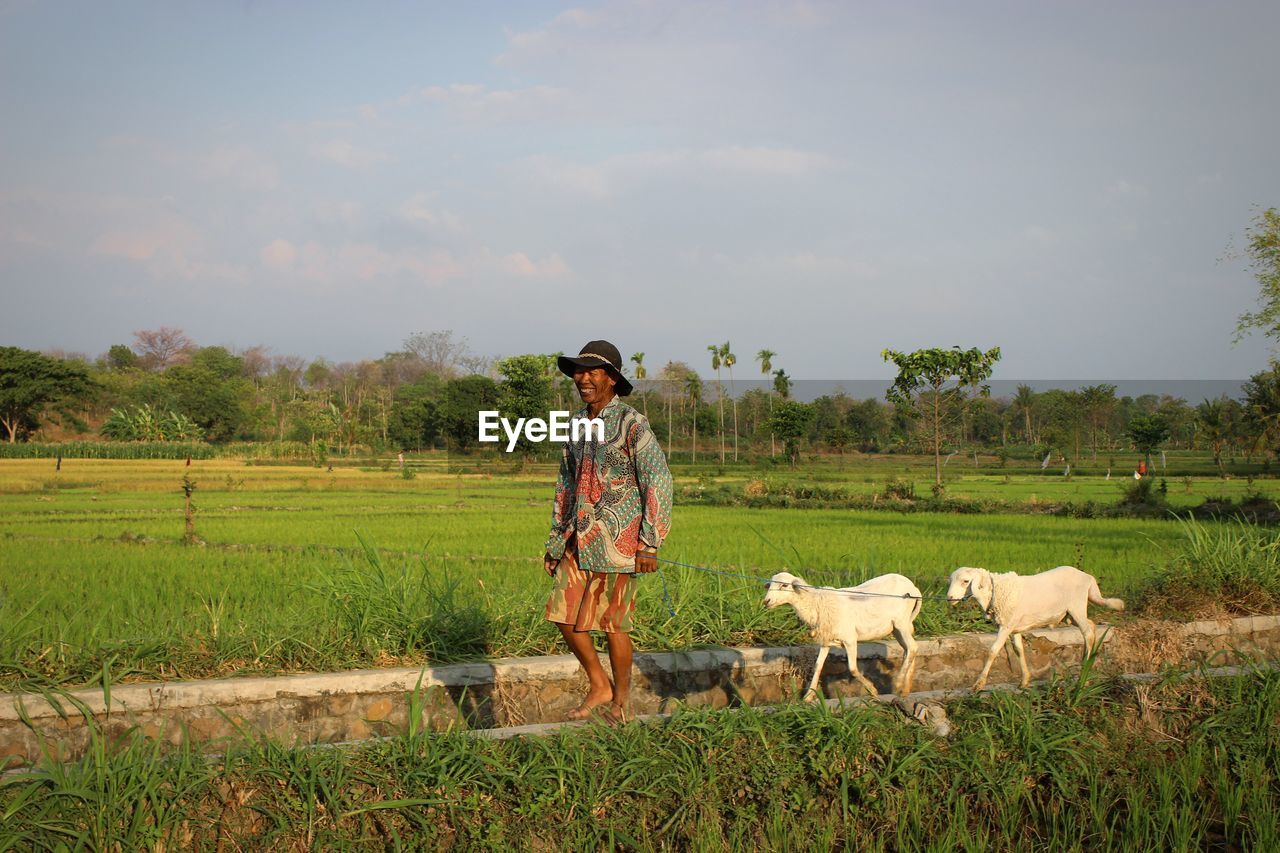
[598,702,629,727]
[566,687,613,721]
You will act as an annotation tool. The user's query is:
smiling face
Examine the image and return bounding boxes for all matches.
[573,366,617,410]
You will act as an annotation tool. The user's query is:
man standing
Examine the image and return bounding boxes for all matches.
[544,340,673,725]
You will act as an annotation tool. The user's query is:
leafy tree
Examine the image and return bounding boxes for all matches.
[684,372,703,463]
[496,354,555,461]
[769,400,814,466]
[443,374,500,452]
[707,343,726,464]
[1195,397,1241,476]
[161,348,251,441]
[846,398,890,452]
[630,352,648,417]
[757,349,777,456]
[105,344,139,371]
[1012,384,1037,444]
[1126,414,1171,470]
[1242,362,1280,459]
[1234,207,1280,342]
[772,368,792,399]
[0,347,95,442]
[388,375,444,451]
[881,346,1002,487]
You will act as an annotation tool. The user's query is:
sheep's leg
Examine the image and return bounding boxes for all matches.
[1010,632,1031,688]
[1068,607,1097,661]
[892,623,919,695]
[974,627,1012,691]
[848,649,880,698]
[805,645,830,702]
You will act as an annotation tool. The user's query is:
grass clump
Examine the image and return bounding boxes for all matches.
[3,668,1280,849]
[1138,515,1280,617]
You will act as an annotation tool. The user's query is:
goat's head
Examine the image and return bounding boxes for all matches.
[947,567,992,611]
[763,572,807,609]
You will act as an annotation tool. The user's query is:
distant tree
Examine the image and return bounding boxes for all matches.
[1242,362,1280,459]
[1012,384,1037,444]
[496,354,555,461]
[723,342,738,461]
[1234,207,1280,343]
[132,326,195,371]
[105,344,140,371]
[1126,414,1171,470]
[772,368,793,399]
[0,347,96,442]
[161,347,251,441]
[846,398,890,452]
[757,349,777,456]
[1195,397,1241,476]
[882,346,1002,487]
[708,343,725,464]
[769,400,814,466]
[388,375,444,451]
[443,374,500,452]
[403,330,473,378]
[630,352,648,418]
[685,372,703,463]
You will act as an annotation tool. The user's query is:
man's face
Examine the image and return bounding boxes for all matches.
[573,366,617,405]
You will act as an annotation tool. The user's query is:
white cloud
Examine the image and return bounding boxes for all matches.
[395,82,576,125]
[200,145,280,191]
[518,145,836,198]
[313,140,389,169]
[260,239,297,270]
[399,193,461,231]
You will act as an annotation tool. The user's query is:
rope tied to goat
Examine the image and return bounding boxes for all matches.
[652,555,955,619]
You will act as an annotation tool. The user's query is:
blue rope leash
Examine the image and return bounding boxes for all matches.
[651,555,953,619]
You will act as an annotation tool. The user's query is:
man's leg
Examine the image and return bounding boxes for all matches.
[557,623,613,717]
[605,631,633,714]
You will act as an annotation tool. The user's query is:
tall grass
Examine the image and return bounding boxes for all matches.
[1137,515,1280,615]
[2,668,1278,849]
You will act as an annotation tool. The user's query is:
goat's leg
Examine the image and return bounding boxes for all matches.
[849,652,879,698]
[974,627,1011,691]
[1010,632,1031,688]
[1065,606,1096,658]
[892,623,919,695]
[805,645,830,702]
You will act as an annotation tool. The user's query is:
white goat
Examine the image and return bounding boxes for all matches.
[764,572,923,699]
[946,565,1125,690]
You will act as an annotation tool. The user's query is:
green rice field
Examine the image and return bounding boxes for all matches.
[1,455,1276,689]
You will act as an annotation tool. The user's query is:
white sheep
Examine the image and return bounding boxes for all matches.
[946,565,1125,690]
[764,571,923,699]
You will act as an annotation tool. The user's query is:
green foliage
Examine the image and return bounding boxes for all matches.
[0,347,96,443]
[496,354,555,457]
[442,374,500,452]
[1234,206,1280,342]
[4,672,1280,849]
[102,404,205,442]
[881,345,1001,485]
[388,376,443,451]
[1138,515,1280,615]
[1243,361,1280,457]
[1126,414,1171,465]
[0,441,216,459]
[768,400,813,465]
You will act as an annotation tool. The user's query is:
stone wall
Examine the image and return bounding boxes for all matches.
[4,614,1278,769]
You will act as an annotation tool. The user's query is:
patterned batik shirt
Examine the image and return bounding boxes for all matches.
[544,396,674,573]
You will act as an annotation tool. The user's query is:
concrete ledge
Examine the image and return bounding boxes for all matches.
[4,613,1278,769]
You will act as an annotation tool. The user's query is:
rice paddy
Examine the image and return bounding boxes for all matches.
[2,455,1270,690]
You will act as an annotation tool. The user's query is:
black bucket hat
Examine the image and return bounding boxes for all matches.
[557,340,633,396]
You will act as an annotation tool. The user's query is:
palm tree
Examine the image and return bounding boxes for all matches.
[757,349,777,456]
[773,368,792,399]
[708,344,725,464]
[1013,384,1036,444]
[723,342,738,461]
[630,352,647,417]
[685,373,703,463]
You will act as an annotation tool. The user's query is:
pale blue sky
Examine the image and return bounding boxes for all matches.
[1,0,1277,378]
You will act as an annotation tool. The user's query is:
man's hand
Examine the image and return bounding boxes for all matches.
[635,548,657,574]
[544,553,560,576]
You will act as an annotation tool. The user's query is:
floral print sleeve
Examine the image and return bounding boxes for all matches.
[544,441,575,559]
[628,417,673,550]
